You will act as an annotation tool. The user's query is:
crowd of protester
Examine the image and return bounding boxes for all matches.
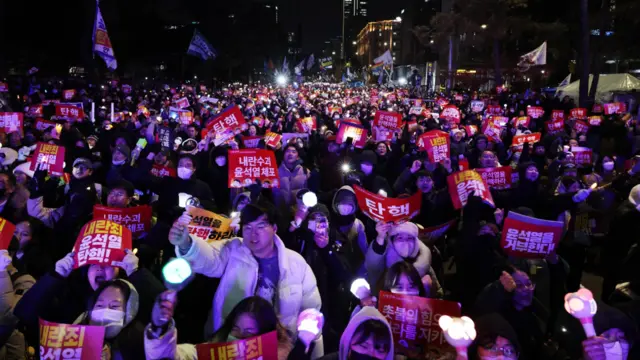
[0,76,636,359]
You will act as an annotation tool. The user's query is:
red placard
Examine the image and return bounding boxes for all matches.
[492,116,509,127]
[552,110,565,121]
[72,220,132,268]
[228,149,279,188]
[475,166,513,189]
[513,116,531,128]
[374,111,402,130]
[336,123,368,149]
[604,102,626,115]
[150,164,177,178]
[409,106,424,116]
[206,105,247,137]
[588,116,602,126]
[486,105,503,115]
[353,185,421,223]
[93,205,152,239]
[0,112,23,134]
[34,118,55,132]
[592,104,603,114]
[296,117,317,132]
[62,89,76,100]
[527,106,544,119]
[27,105,43,117]
[175,97,189,109]
[440,105,461,123]
[178,111,194,125]
[570,108,587,119]
[546,118,564,132]
[0,82,7,92]
[39,319,105,360]
[446,170,494,210]
[196,331,278,360]
[263,132,282,149]
[0,218,16,250]
[42,100,61,106]
[242,136,261,148]
[436,97,449,107]
[371,127,394,142]
[418,219,456,243]
[418,130,450,163]
[574,120,589,134]
[471,100,485,113]
[30,143,65,176]
[500,212,563,258]
[481,120,503,141]
[55,104,85,118]
[378,291,461,358]
[571,146,593,166]
[464,125,478,137]
[512,133,541,147]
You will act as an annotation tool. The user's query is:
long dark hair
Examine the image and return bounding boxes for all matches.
[211,296,290,344]
[351,319,392,354]
[381,261,428,297]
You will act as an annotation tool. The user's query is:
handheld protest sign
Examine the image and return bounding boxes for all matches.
[186,207,233,243]
[500,212,563,258]
[196,331,278,360]
[39,319,105,360]
[446,170,495,210]
[30,142,65,176]
[93,205,152,239]
[72,220,132,268]
[353,185,421,223]
[228,149,279,188]
[0,218,15,250]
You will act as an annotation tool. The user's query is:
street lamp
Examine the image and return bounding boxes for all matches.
[430,40,434,44]
[480,24,487,29]
[332,51,336,55]
[395,16,402,22]
[276,74,288,86]
[352,41,357,45]
[541,70,546,74]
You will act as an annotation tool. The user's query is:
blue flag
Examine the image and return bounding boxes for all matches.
[187,30,217,61]
[93,1,117,70]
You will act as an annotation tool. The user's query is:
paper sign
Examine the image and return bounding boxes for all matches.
[353,185,421,223]
[374,111,402,130]
[513,116,531,128]
[604,102,626,115]
[0,218,16,250]
[378,291,461,358]
[446,170,494,210]
[206,106,247,142]
[527,106,544,119]
[512,132,541,147]
[475,167,513,189]
[492,116,509,127]
[336,123,368,149]
[418,130,450,163]
[228,149,279,188]
[63,89,76,100]
[157,126,175,149]
[440,105,461,123]
[72,220,132,268]
[150,164,177,178]
[464,125,478,137]
[55,104,85,118]
[0,112,23,134]
[545,118,564,132]
[34,119,55,132]
[418,220,456,243]
[178,111,194,125]
[187,207,233,243]
[39,319,105,360]
[27,105,43,117]
[570,108,587,119]
[196,331,278,360]
[30,143,65,176]
[571,146,593,166]
[296,117,317,132]
[93,205,152,239]
[482,120,503,141]
[486,105,502,115]
[588,116,602,126]
[552,110,565,121]
[409,106,424,116]
[500,212,563,258]
[176,97,189,109]
[592,104,603,113]
[471,100,485,113]
[264,132,282,149]
[281,133,308,147]
[243,136,261,149]
[436,97,449,107]
[574,120,589,134]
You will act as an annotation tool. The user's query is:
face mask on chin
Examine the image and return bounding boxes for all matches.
[112,159,126,166]
[177,167,193,180]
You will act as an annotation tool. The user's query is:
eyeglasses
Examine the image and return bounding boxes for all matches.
[515,282,536,291]
[481,344,518,358]
[242,222,271,234]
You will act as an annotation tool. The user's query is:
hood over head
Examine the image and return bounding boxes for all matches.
[339,306,394,360]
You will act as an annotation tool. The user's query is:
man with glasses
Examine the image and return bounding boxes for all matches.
[168,201,323,355]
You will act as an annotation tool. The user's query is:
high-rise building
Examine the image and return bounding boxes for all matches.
[342,0,368,59]
[356,19,402,66]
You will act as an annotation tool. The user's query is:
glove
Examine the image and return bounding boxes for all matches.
[0,250,11,271]
[112,249,139,276]
[573,189,591,203]
[55,252,75,278]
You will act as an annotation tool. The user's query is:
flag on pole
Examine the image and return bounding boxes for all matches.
[374,50,393,66]
[306,54,315,70]
[282,57,289,72]
[294,60,305,75]
[518,42,547,70]
[558,74,572,87]
[93,1,117,71]
[187,30,217,61]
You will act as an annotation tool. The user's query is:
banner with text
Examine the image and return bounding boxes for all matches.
[93,205,152,238]
[474,167,513,190]
[187,207,233,243]
[500,212,563,258]
[30,142,65,176]
[446,170,495,210]
[39,319,105,360]
[353,185,421,223]
[196,331,278,360]
[72,220,132,268]
[228,149,279,188]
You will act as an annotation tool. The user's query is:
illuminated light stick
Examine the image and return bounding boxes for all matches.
[291,191,316,229]
[162,258,193,291]
[350,278,371,300]
[110,103,114,123]
[564,288,598,338]
[439,316,476,360]
[91,102,95,123]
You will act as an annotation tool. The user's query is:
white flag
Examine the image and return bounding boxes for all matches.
[374,50,393,66]
[306,54,315,70]
[558,74,572,87]
[518,42,547,69]
[282,57,289,72]
[93,2,117,70]
[294,60,305,75]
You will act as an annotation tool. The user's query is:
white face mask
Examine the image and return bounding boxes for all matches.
[91,308,125,339]
[603,162,614,171]
[177,167,193,180]
[390,288,420,296]
[215,157,227,167]
[112,159,126,166]
[360,164,373,175]
[603,341,629,360]
[394,242,413,258]
[337,204,354,216]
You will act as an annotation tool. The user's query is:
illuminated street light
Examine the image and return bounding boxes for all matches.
[480,24,487,29]
[332,51,336,55]
[276,74,288,86]
[430,40,434,44]
[352,41,357,45]
[395,16,402,22]
[398,78,408,85]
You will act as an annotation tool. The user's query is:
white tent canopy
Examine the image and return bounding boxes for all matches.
[555,73,640,103]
